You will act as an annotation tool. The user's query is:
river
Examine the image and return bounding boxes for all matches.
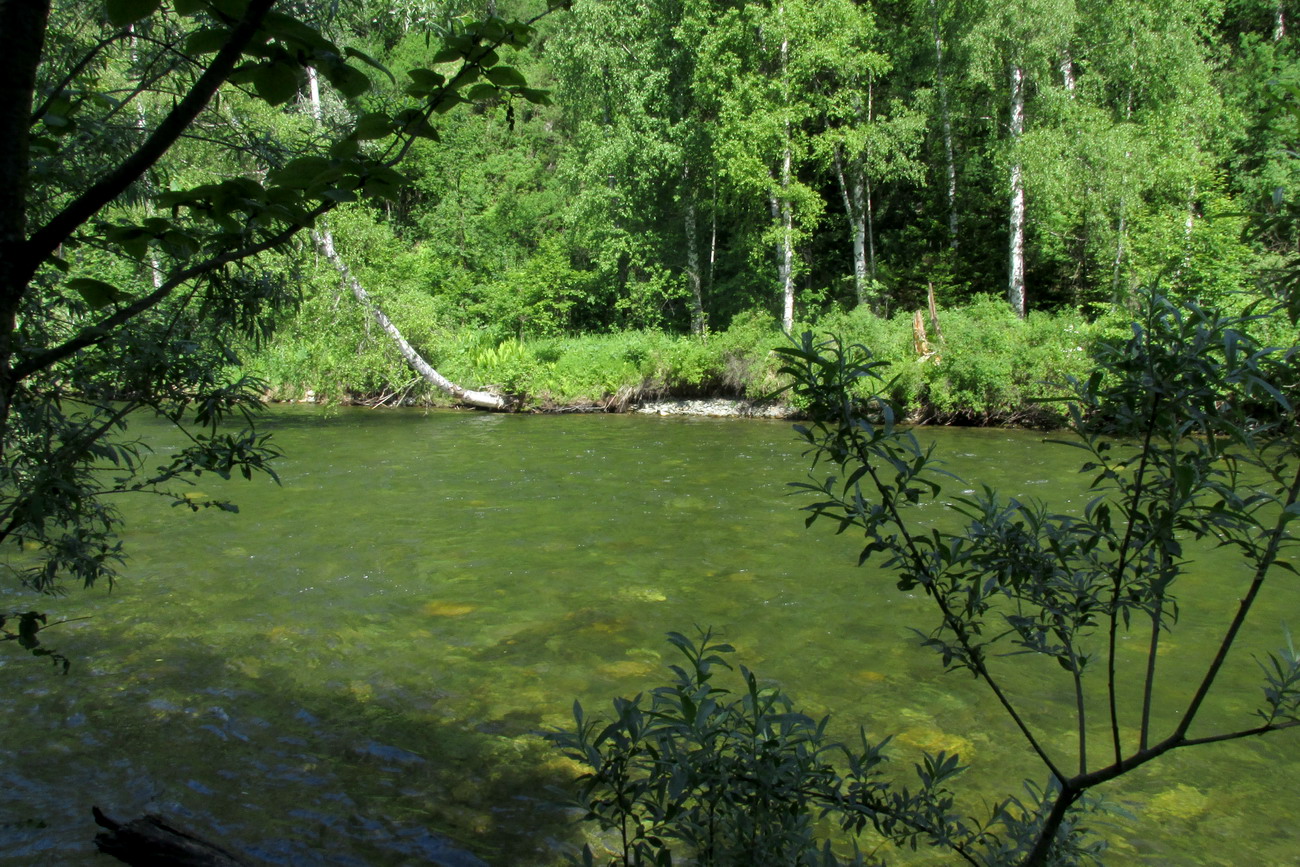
[0,408,1295,864]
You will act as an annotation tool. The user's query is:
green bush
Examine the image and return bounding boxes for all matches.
[544,629,984,867]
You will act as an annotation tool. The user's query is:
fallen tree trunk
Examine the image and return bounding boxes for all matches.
[93,806,251,866]
[313,228,510,411]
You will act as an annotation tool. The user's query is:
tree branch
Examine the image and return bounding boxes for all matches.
[1173,460,1300,740]
[13,202,331,382]
[30,30,130,124]
[1175,719,1300,748]
[18,0,277,288]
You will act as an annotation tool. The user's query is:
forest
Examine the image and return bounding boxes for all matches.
[231,0,1300,411]
[19,0,1299,415]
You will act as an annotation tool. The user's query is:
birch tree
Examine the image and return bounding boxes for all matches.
[801,0,923,311]
[969,0,1077,316]
[551,0,712,333]
[697,0,824,333]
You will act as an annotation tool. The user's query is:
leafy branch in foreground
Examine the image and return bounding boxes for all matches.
[769,290,1299,865]
[1,610,72,673]
[543,628,1012,867]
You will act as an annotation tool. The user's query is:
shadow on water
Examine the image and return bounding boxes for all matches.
[0,643,588,866]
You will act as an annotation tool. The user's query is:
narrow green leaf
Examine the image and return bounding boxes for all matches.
[321,188,357,203]
[353,112,392,141]
[407,68,445,89]
[328,138,360,159]
[185,27,231,56]
[253,63,302,106]
[323,64,370,98]
[517,87,552,106]
[345,47,396,84]
[269,156,332,188]
[429,46,463,64]
[260,11,328,50]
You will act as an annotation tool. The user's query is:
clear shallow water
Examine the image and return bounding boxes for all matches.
[0,408,1295,865]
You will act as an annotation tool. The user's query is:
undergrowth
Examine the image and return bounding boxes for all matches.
[242,295,1296,425]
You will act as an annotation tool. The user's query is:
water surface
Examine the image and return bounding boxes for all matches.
[0,409,1295,865]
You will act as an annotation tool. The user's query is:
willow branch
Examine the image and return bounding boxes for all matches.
[1173,460,1300,740]
[13,202,331,382]
[19,0,277,287]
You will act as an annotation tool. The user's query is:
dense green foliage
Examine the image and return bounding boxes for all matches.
[171,0,1297,406]
[546,629,1014,867]
[3,4,1300,866]
[17,1,1298,412]
[253,287,1118,422]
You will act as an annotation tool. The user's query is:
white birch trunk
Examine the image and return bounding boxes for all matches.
[314,229,508,410]
[1112,86,1134,303]
[305,67,502,409]
[865,172,876,286]
[1007,63,1026,318]
[709,181,718,293]
[776,6,795,333]
[1179,181,1196,277]
[1060,48,1075,93]
[684,168,704,335]
[770,187,795,334]
[863,80,877,292]
[832,145,868,307]
[306,65,322,123]
[1276,3,1286,41]
[780,188,794,333]
[929,0,959,250]
[1111,214,1127,301]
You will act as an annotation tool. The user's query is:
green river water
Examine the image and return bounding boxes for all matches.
[0,408,1296,865]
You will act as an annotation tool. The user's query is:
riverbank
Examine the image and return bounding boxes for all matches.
[251,295,1133,427]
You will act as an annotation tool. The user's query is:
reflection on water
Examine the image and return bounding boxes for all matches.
[0,409,1295,864]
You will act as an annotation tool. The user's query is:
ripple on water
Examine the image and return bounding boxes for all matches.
[2,410,1294,865]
